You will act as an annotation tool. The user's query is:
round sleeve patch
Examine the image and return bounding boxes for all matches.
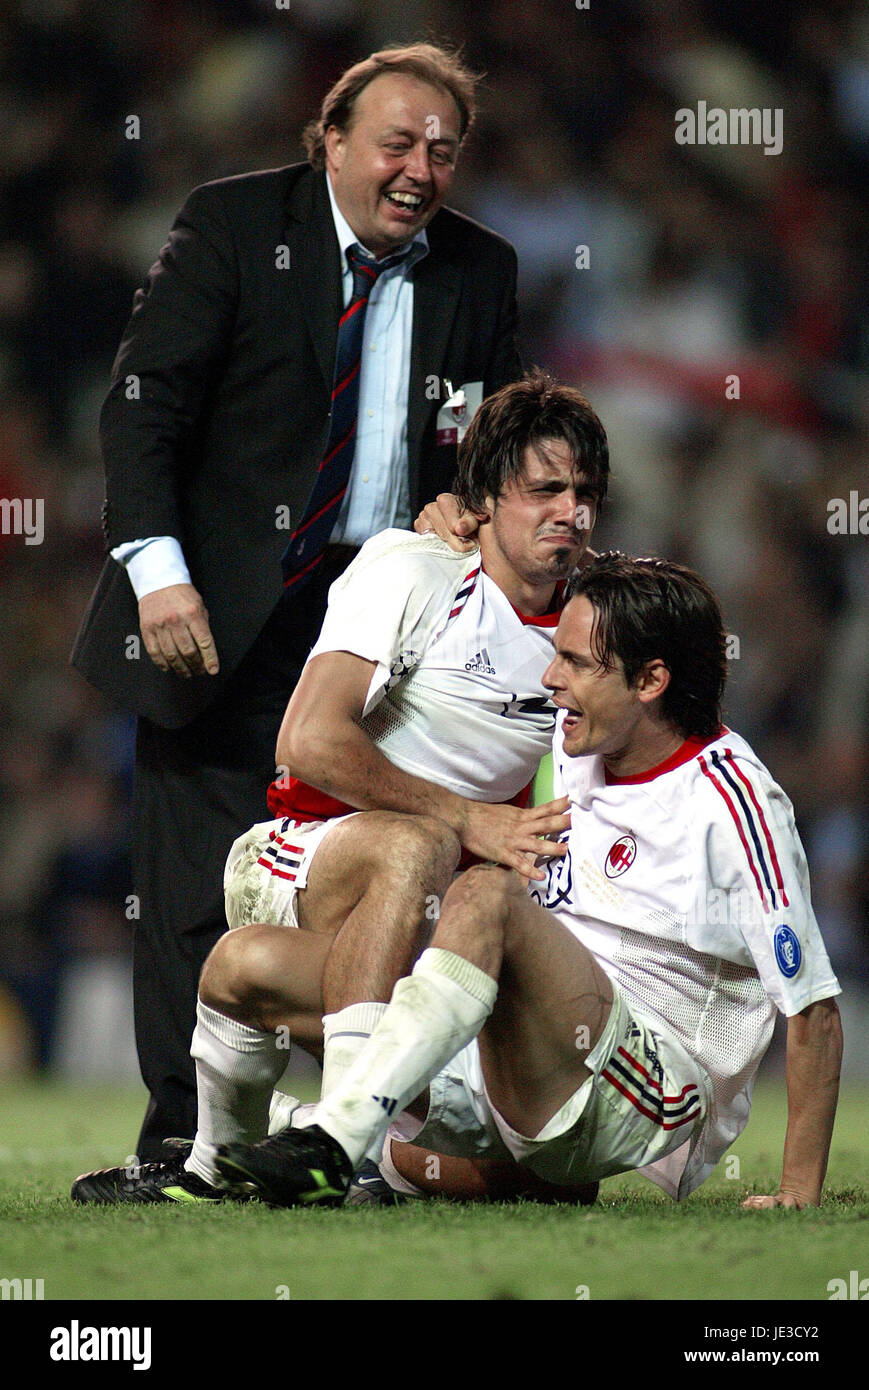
[773,924,802,978]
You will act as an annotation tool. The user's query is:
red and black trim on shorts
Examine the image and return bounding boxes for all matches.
[601,1045,701,1130]
[256,820,306,882]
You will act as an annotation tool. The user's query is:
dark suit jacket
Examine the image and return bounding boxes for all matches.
[72,163,521,729]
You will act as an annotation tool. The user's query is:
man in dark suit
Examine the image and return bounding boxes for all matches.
[72,43,522,1159]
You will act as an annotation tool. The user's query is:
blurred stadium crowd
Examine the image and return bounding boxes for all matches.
[0,0,865,1078]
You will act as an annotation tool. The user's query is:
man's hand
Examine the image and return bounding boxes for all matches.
[461,797,570,882]
[138,583,220,677]
[414,493,480,552]
[740,1192,808,1210]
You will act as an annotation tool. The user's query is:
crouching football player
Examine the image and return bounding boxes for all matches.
[214,554,843,1209]
[71,373,608,1206]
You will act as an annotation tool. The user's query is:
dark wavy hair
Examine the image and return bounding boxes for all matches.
[456,370,609,513]
[303,43,479,170]
[565,553,727,739]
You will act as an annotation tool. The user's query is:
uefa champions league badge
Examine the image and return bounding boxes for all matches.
[773,924,802,978]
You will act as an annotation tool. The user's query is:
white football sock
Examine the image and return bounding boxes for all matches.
[267,1091,303,1133]
[264,1003,389,1135]
[185,1000,288,1185]
[321,1001,388,1098]
[288,1100,318,1129]
[314,948,497,1168]
[378,1136,424,1197]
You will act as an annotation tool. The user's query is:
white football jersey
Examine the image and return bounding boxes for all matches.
[269,530,561,819]
[531,720,841,1199]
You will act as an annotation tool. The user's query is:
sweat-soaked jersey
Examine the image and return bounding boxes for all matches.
[267,530,562,821]
[530,720,840,1199]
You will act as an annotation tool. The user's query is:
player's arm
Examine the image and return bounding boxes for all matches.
[388,1137,598,1205]
[741,996,842,1209]
[277,650,569,882]
[700,764,842,1210]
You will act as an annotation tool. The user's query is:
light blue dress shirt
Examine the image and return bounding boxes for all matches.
[325,173,428,546]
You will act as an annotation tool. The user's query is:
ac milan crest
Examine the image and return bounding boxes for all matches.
[605,834,637,878]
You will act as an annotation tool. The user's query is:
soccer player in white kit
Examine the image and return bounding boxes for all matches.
[216,553,842,1209]
[71,372,610,1205]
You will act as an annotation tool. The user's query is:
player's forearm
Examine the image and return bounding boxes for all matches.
[778,998,842,1204]
[280,719,471,834]
[389,1138,598,1204]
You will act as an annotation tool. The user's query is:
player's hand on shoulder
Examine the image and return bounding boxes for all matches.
[462,796,570,883]
[138,582,220,678]
[414,493,479,552]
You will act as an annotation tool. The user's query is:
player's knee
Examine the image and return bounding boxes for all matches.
[407,814,461,874]
[198,924,277,1016]
[375,814,461,885]
[432,865,512,973]
[453,863,514,908]
[440,864,513,936]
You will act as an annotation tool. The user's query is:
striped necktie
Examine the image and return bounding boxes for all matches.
[281,243,410,593]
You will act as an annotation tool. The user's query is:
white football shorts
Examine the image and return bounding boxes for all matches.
[223,814,359,931]
[404,984,712,1187]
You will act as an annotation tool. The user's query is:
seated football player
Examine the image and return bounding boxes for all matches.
[213,554,843,1212]
[71,371,610,1205]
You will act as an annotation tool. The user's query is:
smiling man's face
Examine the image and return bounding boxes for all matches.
[543,595,648,761]
[324,72,461,259]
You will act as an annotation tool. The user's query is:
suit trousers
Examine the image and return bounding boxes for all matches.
[131,549,356,1160]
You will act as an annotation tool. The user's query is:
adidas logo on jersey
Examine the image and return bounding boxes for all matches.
[465,647,496,674]
[372,1095,397,1117]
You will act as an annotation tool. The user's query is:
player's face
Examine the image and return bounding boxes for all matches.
[483,440,598,594]
[543,596,647,760]
[325,74,461,259]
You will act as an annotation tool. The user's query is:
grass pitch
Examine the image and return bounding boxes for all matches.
[0,1077,866,1302]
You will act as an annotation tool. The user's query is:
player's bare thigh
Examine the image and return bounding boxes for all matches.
[205,812,456,1057]
[436,865,614,1139]
[295,810,459,936]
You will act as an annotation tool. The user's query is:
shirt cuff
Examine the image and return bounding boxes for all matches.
[110,536,193,601]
